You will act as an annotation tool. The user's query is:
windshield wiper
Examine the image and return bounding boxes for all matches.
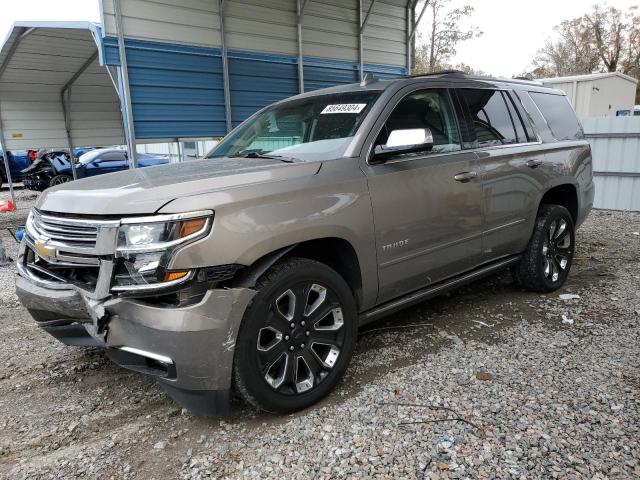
[230,152,297,163]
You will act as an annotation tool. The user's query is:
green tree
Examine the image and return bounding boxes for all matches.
[413,0,482,74]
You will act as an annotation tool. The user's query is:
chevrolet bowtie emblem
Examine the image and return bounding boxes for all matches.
[34,241,55,260]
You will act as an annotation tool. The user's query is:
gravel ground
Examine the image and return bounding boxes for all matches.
[0,189,639,479]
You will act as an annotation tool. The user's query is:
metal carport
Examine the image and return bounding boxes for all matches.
[1,2,428,207]
[0,21,124,205]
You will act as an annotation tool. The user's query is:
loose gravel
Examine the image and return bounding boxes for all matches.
[0,189,638,479]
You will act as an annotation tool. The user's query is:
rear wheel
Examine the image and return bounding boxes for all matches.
[233,257,357,413]
[49,173,73,187]
[513,204,575,292]
[49,174,73,187]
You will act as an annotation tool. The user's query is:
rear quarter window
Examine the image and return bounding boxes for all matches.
[529,92,583,141]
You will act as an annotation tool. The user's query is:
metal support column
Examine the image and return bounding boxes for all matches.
[114,0,138,168]
[406,1,429,74]
[359,0,378,81]
[0,114,16,207]
[297,0,309,93]
[60,89,79,180]
[219,0,232,133]
[59,51,97,180]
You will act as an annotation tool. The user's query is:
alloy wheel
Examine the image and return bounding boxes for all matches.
[542,218,573,283]
[256,282,346,395]
[50,175,71,186]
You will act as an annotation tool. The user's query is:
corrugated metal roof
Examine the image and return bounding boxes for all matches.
[0,22,123,149]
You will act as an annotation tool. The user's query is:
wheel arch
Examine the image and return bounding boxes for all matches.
[538,182,578,224]
[229,237,366,310]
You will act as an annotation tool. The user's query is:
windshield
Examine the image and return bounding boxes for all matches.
[206,91,381,161]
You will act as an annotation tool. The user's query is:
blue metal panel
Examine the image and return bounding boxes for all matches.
[104,37,226,138]
[227,50,298,126]
[102,36,405,139]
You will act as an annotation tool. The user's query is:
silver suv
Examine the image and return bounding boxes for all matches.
[16,72,594,415]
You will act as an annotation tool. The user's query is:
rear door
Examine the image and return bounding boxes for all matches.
[362,86,483,303]
[456,88,543,261]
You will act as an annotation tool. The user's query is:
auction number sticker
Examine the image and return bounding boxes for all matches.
[321,103,367,114]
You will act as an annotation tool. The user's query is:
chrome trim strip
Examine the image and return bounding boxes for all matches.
[380,230,483,268]
[482,218,526,235]
[118,346,174,365]
[37,210,120,227]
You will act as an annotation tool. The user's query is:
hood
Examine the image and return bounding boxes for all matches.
[37,157,321,215]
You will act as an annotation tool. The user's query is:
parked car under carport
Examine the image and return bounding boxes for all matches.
[21,148,170,191]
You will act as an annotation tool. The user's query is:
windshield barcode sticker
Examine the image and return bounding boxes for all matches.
[321,104,367,114]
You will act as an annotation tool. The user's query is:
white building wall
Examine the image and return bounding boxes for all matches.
[542,74,637,118]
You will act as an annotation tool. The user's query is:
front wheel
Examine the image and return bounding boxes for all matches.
[233,257,357,413]
[49,174,73,187]
[513,204,575,292]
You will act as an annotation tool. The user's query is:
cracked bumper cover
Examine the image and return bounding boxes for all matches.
[16,275,255,414]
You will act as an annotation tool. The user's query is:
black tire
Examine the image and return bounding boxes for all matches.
[513,204,575,292]
[49,174,73,187]
[233,257,357,413]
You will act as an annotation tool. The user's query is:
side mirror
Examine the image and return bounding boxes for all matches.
[372,128,433,161]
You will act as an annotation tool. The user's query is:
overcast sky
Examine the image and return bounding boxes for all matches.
[416,0,640,77]
[0,0,638,78]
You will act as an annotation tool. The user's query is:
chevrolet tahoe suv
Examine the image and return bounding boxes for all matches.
[16,72,594,415]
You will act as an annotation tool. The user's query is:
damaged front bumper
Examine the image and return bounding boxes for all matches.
[15,272,255,415]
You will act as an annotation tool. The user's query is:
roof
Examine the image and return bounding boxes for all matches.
[287,71,560,102]
[540,71,639,85]
[0,21,123,150]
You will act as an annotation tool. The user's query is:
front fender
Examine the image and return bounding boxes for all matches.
[160,158,378,310]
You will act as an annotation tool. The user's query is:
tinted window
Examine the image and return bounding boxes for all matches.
[529,92,582,140]
[459,89,518,146]
[503,93,527,142]
[99,152,126,161]
[509,91,538,142]
[376,89,460,154]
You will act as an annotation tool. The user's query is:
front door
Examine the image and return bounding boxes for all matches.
[363,88,483,303]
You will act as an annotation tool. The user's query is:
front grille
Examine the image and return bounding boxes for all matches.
[28,210,99,248]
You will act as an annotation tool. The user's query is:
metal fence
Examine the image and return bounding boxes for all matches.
[582,116,640,211]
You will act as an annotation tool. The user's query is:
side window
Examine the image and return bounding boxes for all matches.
[503,92,527,142]
[529,91,583,140]
[459,89,518,147]
[376,89,461,154]
[509,91,538,142]
[99,152,125,162]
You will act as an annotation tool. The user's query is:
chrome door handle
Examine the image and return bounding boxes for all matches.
[526,159,543,168]
[454,171,478,183]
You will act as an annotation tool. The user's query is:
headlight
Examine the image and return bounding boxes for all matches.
[117,213,211,252]
[112,211,212,291]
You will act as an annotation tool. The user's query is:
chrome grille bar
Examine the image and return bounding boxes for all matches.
[25,209,120,255]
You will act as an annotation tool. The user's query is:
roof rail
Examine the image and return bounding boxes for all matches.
[407,69,467,78]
